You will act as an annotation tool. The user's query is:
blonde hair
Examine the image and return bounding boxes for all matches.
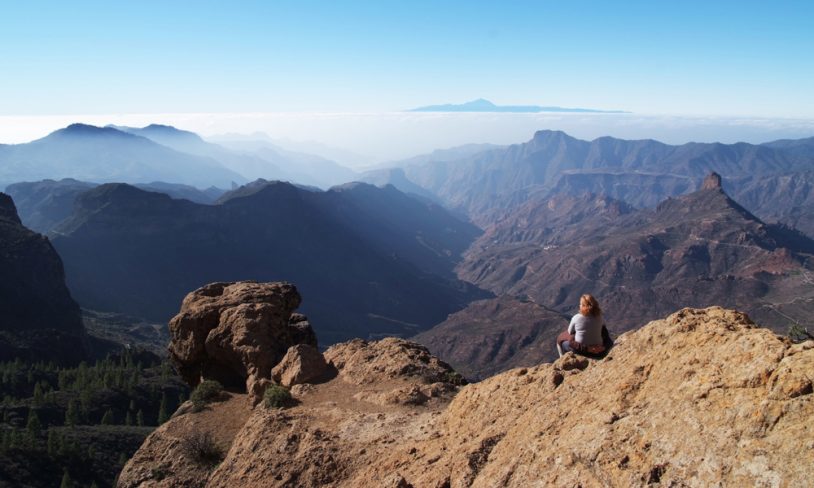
[579,294,602,317]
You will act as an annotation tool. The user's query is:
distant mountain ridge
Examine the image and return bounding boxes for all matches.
[0,123,246,188]
[0,123,360,193]
[5,178,226,233]
[374,129,814,236]
[49,180,486,345]
[409,98,628,113]
[415,174,814,376]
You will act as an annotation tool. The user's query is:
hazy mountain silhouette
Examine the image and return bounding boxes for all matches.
[209,135,359,188]
[5,178,225,233]
[0,124,245,188]
[50,181,485,345]
[371,130,814,235]
[112,124,291,183]
[409,98,628,113]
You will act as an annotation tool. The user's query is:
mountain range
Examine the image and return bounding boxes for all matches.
[4,124,814,380]
[370,130,814,237]
[415,174,814,376]
[409,98,628,113]
[46,180,485,345]
[0,123,358,191]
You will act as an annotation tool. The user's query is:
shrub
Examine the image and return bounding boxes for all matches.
[179,430,222,467]
[190,380,222,409]
[443,371,467,386]
[789,323,814,343]
[263,384,292,409]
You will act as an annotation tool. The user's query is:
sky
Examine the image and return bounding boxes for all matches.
[1,0,813,160]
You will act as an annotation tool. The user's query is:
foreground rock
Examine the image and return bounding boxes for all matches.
[167,281,317,401]
[121,307,813,487]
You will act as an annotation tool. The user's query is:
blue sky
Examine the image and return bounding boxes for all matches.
[0,0,813,117]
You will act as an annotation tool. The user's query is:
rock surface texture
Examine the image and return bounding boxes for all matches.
[121,307,813,487]
[271,344,329,388]
[167,281,317,401]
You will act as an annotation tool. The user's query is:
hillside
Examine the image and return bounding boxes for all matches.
[50,181,484,345]
[458,174,814,333]
[119,301,814,487]
[0,192,88,364]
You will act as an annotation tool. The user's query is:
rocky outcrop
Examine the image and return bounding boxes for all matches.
[121,307,814,487]
[167,281,317,401]
[0,192,88,364]
[702,171,723,190]
[271,344,329,387]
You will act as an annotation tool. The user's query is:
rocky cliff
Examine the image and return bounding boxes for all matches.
[0,192,88,363]
[119,300,813,487]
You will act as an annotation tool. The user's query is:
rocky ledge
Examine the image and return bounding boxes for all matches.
[121,298,813,487]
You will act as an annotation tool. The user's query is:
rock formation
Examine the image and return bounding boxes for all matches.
[0,192,88,364]
[121,306,814,487]
[271,344,329,387]
[167,281,317,401]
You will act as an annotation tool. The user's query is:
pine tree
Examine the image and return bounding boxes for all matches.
[125,411,134,426]
[60,469,73,488]
[33,382,44,405]
[65,400,80,426]
[136,409,145,427]
[47,429,57,456]
[118,452,129,466]
[26,410,42,437]
[100,409,114,425]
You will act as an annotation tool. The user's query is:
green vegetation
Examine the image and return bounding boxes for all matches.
[179,430,223,467]
[190,380,223,409]
[0,349,189,487]
[443,371,468,386]
[789,322,814,343]
[263,384,292,409]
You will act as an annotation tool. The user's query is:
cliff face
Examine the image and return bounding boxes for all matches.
[0,192,87,363]
[120,306,813,487]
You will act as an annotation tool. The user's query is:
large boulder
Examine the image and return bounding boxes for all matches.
[271,344,329,388]
[168,281,317,399]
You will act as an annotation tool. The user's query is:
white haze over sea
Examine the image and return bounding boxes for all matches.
[1,112,813,169]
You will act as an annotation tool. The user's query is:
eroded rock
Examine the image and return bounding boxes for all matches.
[271,344,330,387]
[167,281,316,402]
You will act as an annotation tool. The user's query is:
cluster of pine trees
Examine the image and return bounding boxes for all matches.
[0,350,188,487]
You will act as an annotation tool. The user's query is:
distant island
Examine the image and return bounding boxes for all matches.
[408,98,629,113]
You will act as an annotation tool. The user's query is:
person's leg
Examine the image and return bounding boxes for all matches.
[557,330,576,356]
[561,340,573,353]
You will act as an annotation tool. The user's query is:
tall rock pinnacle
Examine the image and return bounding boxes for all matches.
[702,171,723,190]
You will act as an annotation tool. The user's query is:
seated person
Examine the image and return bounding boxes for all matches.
[557,294,613,357]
